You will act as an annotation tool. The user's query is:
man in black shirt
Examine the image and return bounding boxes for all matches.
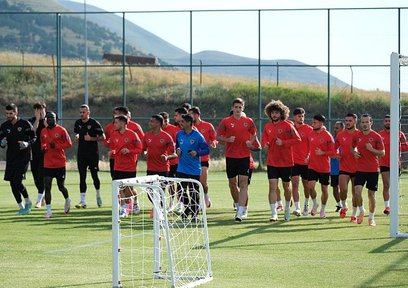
[73,104,105,208]
[0,103,36,214]
[28,102,47,208]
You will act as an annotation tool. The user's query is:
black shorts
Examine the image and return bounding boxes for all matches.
[176,171,200,182]
[308,169,330,185]
[113,170,136,181]
[4,161,29,181]
[380,166,390,173]
[78,153,99,171]
[354,171,379,191]
[292,164,308,180]
[169,164,178,177]
[226,157,250,179]
[44,167,66,180]
[267,165,292,182]
[339,170,355,178]
[147,170,169,177]
[201,161,209,168]
[330,175,339,187]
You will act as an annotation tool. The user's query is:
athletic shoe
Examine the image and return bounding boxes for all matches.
[383,207,390,216]
[335,205,342,212]
[357,210,365,224]
[368,219,376,227]
[44,212,52,219]
[204,193,212,208]
[311,204,319,216]
[64,198,71,214]
[293,209,301,217]
[284,209,290,221]
[350,216,357,223]
[96,196,103,208]
[20,203,32,215]
[270,214,278,222]
[17,208,26,215]
[302,205,309,216]
[35,201,42,209]
[132,202,141,215]
[120,208,128,218]
[320,210,326,219]
[277,204,283,212]
[340,207,348,219]
[235,210,243,222]
[75,202,87,209]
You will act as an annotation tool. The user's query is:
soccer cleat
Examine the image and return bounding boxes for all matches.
[20,203,32,215]
[320,210,326,219]
[96,196,103,208]
[277,204,283,212]
[43,212,52,219]
[64,198,71,214]
[368,219,376,227]
[350,216,357,223]
[357,210,365,224]
[235,210,243,222]
[204,193,212,208]
[132,202,141,215]
[383,207,390,216]
[17,208,26,215]
[335,205,342,212]
[311,204,319,216]
[270,214,278,222]
[35,201,42,209]
[339,207,348,219]
[75,202,87,209]
[302,205,309,216]
[293,209,301,217]
[284,209,290,221]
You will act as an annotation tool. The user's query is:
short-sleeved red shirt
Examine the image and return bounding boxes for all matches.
[307,130,336,173]
[352,130,384,172]
[335,129,359,173]
[292,124,313,165]
[143,130,175,172]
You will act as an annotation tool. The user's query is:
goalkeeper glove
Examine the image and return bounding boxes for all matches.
[19,141,29,150]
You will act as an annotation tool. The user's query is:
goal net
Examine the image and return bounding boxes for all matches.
[112,175,213,287]
[390,52,408,238]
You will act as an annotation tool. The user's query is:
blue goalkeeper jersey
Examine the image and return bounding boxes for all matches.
[176,129,209,176]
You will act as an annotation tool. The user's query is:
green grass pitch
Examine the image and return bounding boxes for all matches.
[0,170,407,288]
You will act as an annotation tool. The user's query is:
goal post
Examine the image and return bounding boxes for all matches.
[112,175,213,287]
[390,52,408,238]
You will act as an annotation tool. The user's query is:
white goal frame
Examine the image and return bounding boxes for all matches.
[111,175,213,288]
[390,52,408,238]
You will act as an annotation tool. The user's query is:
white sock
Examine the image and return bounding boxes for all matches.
[304,198,309,206]
[80,193,86,203]
[336,201,341,207]
[384,201,389,208]
[341,200,347,208]
[312,198,318,206]
[37,193,44,202]
[321,204,326,212]
[237,206,245,215]
[295,201,300,210]
[25,197,31,205]
[270,203,276,215]
[46,204,52,214]
[369,212,375,220]
[18,202,24,209]
[359,206,365,213]
[285,200,290,209]
[96,189,101,198]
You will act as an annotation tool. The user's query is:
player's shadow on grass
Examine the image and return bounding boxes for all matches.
[44,280,111,287]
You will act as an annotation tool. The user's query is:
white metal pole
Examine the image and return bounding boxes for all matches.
[112,180,121,287]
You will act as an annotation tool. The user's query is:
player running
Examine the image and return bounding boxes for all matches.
[331,121,344,212]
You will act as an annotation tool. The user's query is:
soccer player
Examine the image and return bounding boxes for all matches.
[40,112,72,218]
[109,115,143,217]
[216,98,257,222]
[291,108,313,216]
[378,115,408,215]
[73,104,105,209]
[335,113,359,221]
[331,121,344,212]
[262,100,301,222]
[307,114,336,219]
[176,114,209,222]
[28,102,47,208]
[352,114,385,226]
[0,103,36,215]
[189,106,217,208]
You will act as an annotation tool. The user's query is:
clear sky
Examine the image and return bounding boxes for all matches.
[71,0,408,91]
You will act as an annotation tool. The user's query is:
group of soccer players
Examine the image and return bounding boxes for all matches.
[0,98,405,226]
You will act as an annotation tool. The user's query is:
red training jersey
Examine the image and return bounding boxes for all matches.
[217,115,257,158]
[378,129,408,167]
[143,130,175,172]
[352,130,384,172]
[40,125,72,168]
[194,120,217,162]
[335,129,359,173]
[163,123,181,165]
[262,120,301,167]
[292,123,313,165]
[128,120,145,142]
[110,128,143,172]
[307,130,336,173]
